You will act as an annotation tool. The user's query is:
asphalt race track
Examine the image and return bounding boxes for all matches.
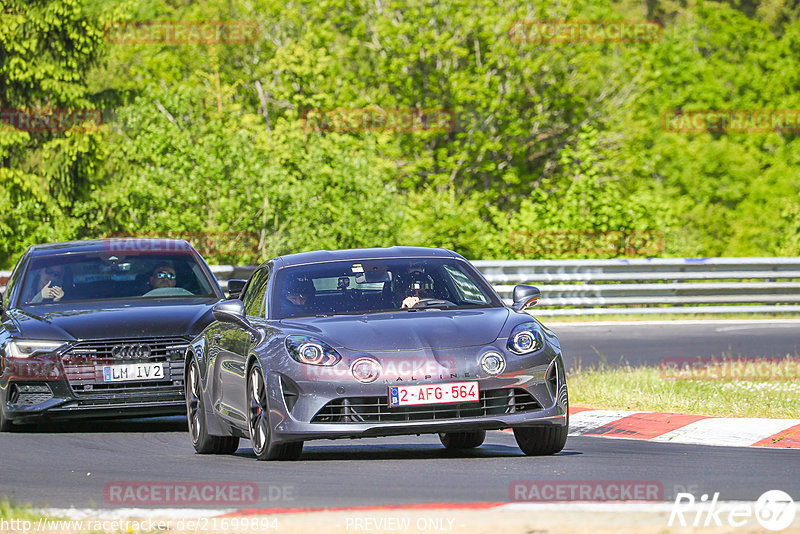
[1,320,798,511]
[551,319,800,371]
[1,417,798,510]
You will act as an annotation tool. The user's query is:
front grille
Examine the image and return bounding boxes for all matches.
[61,337,188,403]
[66,385,184,406]
[311,388,541,424]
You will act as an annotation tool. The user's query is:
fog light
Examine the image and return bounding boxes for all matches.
[351,358,381,383]
[480,351,506,375]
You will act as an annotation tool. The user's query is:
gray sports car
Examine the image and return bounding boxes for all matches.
[185,247,568,460]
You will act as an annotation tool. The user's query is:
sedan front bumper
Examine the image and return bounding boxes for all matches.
[1,378,185,424]
[262,348,569,444]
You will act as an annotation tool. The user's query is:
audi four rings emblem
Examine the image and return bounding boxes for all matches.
[111,344,152,359]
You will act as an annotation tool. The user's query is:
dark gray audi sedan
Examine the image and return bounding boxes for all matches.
[0,238,225,430]
[186,247,568,460]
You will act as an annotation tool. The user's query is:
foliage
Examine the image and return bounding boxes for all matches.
[2,0,800,267]
[0,0,105,264]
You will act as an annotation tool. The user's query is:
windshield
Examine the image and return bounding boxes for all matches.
[20,252,217,305]
[272,258,502,319]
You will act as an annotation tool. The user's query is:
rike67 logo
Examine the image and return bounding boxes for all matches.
[669,490,796,531]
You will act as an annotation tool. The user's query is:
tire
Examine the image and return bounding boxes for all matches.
[513,410,569,456]
[438,430,486,449]
[186,359,239,454]
[0,403,12,432]
[247,364,303,461]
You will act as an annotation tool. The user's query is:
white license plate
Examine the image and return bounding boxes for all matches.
[389,381,479,407]
[103,363,164,382]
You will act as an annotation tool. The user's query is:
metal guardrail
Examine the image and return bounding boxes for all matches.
[209,265,256,288]
[5,258,800,316]
[471,258,800,315]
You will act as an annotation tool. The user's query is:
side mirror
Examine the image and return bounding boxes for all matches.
[226,279,247,300]
[212,299,256,333]
[512,284,541,312]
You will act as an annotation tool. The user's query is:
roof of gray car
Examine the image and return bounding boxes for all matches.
[275,247,459,267]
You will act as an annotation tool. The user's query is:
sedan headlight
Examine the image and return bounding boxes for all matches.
[7,340,67,359]
[507,323,544,355]
[285,335,342,366]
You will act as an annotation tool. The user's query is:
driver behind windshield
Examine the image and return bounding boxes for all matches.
[401,271,435,309]
[282,278,315,315]
[143,262,194,297]
[149,263,177,290]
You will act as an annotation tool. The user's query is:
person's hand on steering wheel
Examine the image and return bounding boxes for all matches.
[402,296,421,308]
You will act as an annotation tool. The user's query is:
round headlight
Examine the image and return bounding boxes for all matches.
[298,343,324,364]
[285,335,342,366]
[351,357,381,383]
[480,351,506,375]
[507,323,544,354]
[512,331,535,353]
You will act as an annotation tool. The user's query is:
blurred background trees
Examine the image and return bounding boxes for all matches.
[2,0,799,266]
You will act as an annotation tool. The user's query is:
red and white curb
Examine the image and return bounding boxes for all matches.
[558,407,800,448]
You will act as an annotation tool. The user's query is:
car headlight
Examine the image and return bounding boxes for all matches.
[285,335,342,366]
[7,340,68,358]
[507,323,544,355]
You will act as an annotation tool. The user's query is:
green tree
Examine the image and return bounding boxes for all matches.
[0,0,107,266]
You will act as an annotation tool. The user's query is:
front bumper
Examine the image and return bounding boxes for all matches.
[1,337,189,424]
[271,403,567,442]
[260,345,569,444]
[1,378,185,424]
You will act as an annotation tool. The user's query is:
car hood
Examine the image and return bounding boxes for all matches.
[12,297,219,341]
[279,308,511,350]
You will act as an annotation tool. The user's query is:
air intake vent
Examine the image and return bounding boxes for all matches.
[311,388,541,424]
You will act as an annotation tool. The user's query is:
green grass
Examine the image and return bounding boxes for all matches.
[567,360,800,418]
[0,498,44,522]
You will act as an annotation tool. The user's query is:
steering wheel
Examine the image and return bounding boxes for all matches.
[410,298,455,308]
